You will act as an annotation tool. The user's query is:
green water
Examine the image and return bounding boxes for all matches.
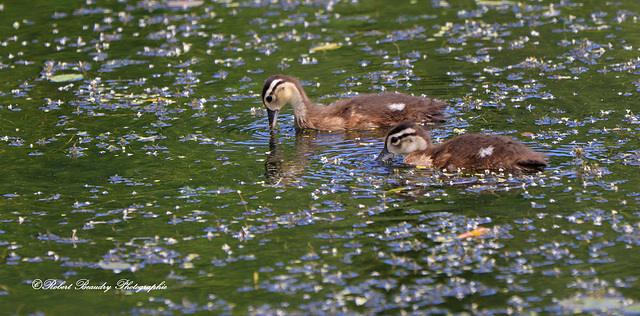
[2,0,640,314]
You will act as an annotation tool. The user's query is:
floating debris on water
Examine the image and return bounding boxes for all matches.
[2,0,640,314]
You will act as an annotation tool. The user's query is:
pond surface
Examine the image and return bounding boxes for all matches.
[2,0,640,314]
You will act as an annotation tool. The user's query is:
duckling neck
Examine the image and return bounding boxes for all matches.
[289,86,317,129]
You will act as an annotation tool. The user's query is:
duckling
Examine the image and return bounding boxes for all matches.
[261,74,448,131]
[376,122,547,172]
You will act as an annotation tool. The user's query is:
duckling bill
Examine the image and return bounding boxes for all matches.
[376,122,547,172]
[261,74,448,131]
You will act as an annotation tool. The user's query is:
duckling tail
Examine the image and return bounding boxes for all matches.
[425,112,450,122]
[516,159,548,172]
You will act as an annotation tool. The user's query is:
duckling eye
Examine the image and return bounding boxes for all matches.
[265,95,273,103]
[390,136,399,144]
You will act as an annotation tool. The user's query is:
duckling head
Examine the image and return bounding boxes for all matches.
[376,122,431,162]
[262,75,304,129]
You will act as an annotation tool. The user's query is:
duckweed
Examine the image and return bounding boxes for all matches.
[1,0,640,314]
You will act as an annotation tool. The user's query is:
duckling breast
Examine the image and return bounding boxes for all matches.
[404,153,434,168]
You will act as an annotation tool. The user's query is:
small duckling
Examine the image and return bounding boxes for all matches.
[376,122,547,172]
[261,74,448,131]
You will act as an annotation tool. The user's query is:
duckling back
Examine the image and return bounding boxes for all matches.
[312,93,444,131]
[420,134,547,172]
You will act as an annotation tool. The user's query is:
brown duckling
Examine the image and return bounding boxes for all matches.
[376,122,547,172]
[261,74,448,131]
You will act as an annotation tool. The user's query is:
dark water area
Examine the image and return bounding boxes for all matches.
[2,0,640,314]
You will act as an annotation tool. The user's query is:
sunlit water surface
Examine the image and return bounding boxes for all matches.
[2,0,640,314]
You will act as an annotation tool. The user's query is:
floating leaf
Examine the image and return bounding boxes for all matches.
[558,296,640,314]
[97,260,132,273]
[50,74,84,82]
[141,97,174,103]
[476,0,517,6]
[310,43,342,53]
[387,187,411,193]
[432,236,453,243]
[166,1,204,8]
[456,227,489,239]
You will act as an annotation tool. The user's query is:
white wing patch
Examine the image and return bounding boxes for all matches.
[478,146,494,158]
[388,103,405,111]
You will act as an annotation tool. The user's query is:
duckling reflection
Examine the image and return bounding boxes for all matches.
[379,167,546,199]
[264,132,310,186]
[265,129,388,185]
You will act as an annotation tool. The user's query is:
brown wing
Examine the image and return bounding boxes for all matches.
[326,93,448,128]
[428,134,546,171]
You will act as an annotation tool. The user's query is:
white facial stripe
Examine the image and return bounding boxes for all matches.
[386,127,429,155]
[478,146,494,158]
[264,80,303,113]
[264,79,283,100]
[388,128,416,143]
[388,103,405,111]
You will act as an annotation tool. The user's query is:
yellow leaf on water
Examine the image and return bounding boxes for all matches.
[50,74,83,83]
[387,187,410,194]
[141,97,174,103]
[310,43,342,53]
[456,227,489,239]
[476,0,517,5]
[433,236,453,243]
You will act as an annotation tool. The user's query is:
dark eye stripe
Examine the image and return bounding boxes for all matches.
[262,79,285,101]
[386,122,420,143]
[388,130,415,142]
[269,81,284,94]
